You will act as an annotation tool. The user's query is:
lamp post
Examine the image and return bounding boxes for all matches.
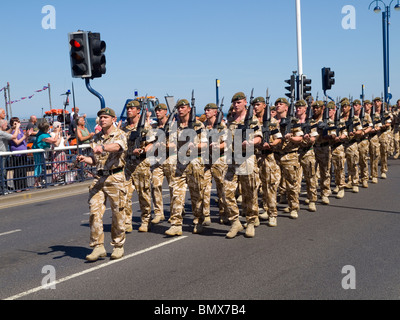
[369,0,400,106]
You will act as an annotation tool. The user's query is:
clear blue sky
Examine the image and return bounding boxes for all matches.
[1,0,400,118]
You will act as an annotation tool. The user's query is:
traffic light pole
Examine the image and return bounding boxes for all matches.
[85,78,106,109]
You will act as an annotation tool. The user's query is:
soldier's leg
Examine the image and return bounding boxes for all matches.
[167,164,186,230]
[187,159,205,230]
[151,164,166,222]
[88,179,107,249]
[211,160,229,222]
[123,167,135,232]
[202,164,213,222]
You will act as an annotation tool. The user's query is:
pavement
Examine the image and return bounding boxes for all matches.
[0,181,92,210]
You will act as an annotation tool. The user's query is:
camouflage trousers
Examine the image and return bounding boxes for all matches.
[169,158,205,226]
[224,155,259,223]
[331,144,346,189]
[369,135,380,179]
[276,152,301,211]
[379,132,389,174]
[124,158,152,228]
[357,139,370,183]
[314,145,332,197]
[258,153,281,218]
[345,142,359,186]
[393,127,399,155]
[88,172,127,248]
[203,157,228,219]
[298,148,317,202]
[151,156,176,218]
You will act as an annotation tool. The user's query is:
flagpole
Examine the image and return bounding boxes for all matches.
[3,87,8,121]
[48,83,52,110]
[7,83,12,119]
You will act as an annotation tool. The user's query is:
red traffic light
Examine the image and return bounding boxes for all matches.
[70,39,82,49]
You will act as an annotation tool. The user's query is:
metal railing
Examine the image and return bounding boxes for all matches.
[0,145,95,195]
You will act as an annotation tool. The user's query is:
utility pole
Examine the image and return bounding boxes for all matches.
[296,0,304,77]
[6,83,12,119]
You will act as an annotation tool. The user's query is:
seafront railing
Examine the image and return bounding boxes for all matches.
[0,145,95,195]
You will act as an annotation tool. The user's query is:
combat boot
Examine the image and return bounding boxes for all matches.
[111,247,124,260]
[226,220,244,239]
[245,223,255,238]
[352,186,359,193]
[321,196,330,205]
[165,226,183,237]
[381,173,387,179]
[394,152,399,159]
[86,245,107,262]
[268,217,277,227]
[308,202,317,212]
[371,177,378,184]
[139,223,150,233]
[258,212,269,221]
[203,216,212,226]
[192,223,204,234]
[125,225,133,233]
[336,189,345,199]
[151,215,165,224]
[333,186,340,194]
[289,210,298,220]
[362,180,369,188]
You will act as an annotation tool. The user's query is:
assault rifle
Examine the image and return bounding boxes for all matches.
[302,101,314,135]
[346,102,355,134]
[214,97,224,129]
[262,89,271,144]
[242,89,255,142]
[129,96,148,155]
[163,104,178,138]
[335,103,342,137]
[189,90,197,130]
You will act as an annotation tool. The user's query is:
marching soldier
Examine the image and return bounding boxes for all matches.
[393,99,400,159]
[328,101,347,199]
[373,97,392,179]
[150,103,173,224]
[165,99,207,236]
[365,100,380,184]
[202,103,229,225]
[122,100,155,233]
[77,107,128,261]
[224,92,262,238]
[295,100,318,212]
[275,98,303,219]
[353,100,373,188]
[342,99,364,193]
[256,97,283,227]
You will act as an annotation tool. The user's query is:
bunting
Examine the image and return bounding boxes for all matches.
[6,85,49,105]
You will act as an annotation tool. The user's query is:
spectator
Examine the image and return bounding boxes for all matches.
[32,121,61,188]
[50,121,70,183]
[76,116,94,145]
[0,119,20,194]
[26,115,39,144]
[94,117,102,134]
[9,117,33,192]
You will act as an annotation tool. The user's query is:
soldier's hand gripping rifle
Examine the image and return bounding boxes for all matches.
[302,98,314,135]
[318,102,330,137]
[346,102,355,135]
[129,96,148,157]
[335,103,342,138]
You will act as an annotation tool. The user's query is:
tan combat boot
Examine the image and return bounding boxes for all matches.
[165,226,183,237]
[192,223,204,234]
[138,223,150,233]
[151,215,165,224]
[381,173,387,179]
[125,225,133,233]
[336,189,345,199]
[245,223,255,238]
[86,245,107,262]
[308,202,317,212]
[352,186,359,193]
[226,220,244,239]
[268,216,277,227]
[203,216,212,226]
[371,177,378,184]
[289,210,298,219]
[321,196,330,205]
[111,247,124,260]
[362,180,368,188]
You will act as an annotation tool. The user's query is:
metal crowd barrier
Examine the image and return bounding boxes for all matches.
[0,145,95,195]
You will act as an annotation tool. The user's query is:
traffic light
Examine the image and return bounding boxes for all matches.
[322,67,335,91]
[302,76,312,100]
[285,75,296,99]
[88,32,106,79]
[68,31,91,78]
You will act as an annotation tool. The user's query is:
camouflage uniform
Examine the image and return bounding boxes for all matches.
[331,117,347,195]
[275,101,303,216]
[258,117,282,222]
[88,125,127,250]
[167,102,207,234]
[202,109,229,224]
[122,109,155,232]
[344,114,363,188]
[369,112,382,181]
[357,112,373,185]
[378,110,392,176]
[392,107,400,158]
[224,93,262,237]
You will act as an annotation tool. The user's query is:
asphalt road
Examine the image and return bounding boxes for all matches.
[1,159,400,303]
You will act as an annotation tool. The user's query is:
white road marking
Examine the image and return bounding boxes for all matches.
[4,236,188,300]
[0,229,22,237]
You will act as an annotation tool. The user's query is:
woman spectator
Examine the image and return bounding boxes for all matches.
[32,121,61,188]
[50,121,70,184]
[76,116,94,145]
[94,117,102,134]
[9,117,33,192]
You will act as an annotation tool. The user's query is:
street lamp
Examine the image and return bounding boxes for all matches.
[368,0,399,106]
